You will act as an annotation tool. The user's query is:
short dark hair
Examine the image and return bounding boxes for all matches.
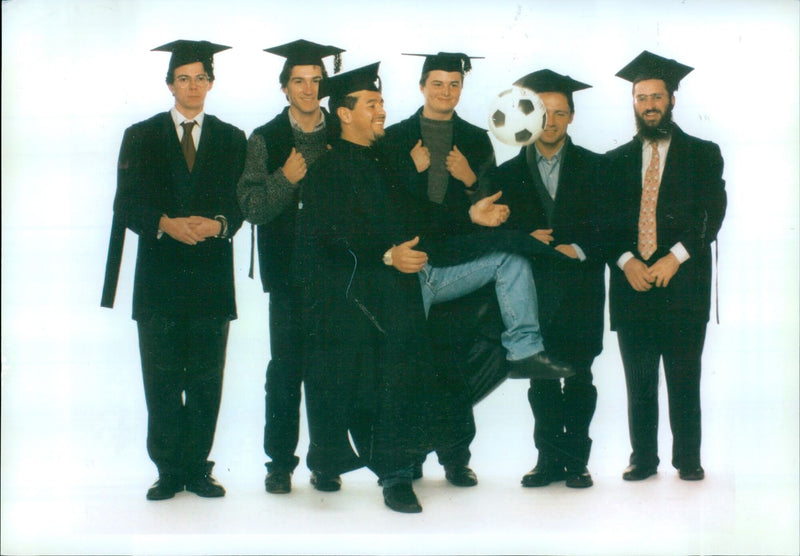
[419,70,464,88]
[166,59,215,84]
[330,93,358,117]
[280,62,328,88]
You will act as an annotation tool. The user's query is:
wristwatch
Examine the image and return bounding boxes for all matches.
[214,215,228,238]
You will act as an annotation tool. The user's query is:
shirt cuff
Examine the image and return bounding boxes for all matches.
[617,251,634,270]
[670,242,690,264]
[571,243,587,262]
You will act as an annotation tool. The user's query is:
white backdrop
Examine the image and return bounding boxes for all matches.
[2,0,798,555]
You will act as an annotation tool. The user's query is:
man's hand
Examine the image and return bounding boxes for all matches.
[446,145,477,187]
[410,140,431,173]
[187,216,222,240]
[159,216,204,245]
[392,236,428,273]
[469,191,510,227]
[623,258,655,292]
[555,244,579,259]
[282,148,307,184]
[648,253,680,288]
[531,228,554,245]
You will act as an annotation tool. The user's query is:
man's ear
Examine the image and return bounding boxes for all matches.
[337,106,351,123]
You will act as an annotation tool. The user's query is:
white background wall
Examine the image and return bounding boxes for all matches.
[2,0,798,555]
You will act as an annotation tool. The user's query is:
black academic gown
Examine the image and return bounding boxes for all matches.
[102,111,246,480]
[492,137,605,469]
[604,124,726,470]
[295,139,442,479]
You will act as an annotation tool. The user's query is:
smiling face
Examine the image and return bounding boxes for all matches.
[536,91,574,152]
[167,62,213,119]
[338,90,386,146]
[283,64,324,118]
[420,70,463,120]
[633,78,675,138]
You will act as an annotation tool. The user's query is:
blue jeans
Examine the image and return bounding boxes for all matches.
[418,251,544,362]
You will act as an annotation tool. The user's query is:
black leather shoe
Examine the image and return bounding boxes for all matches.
[265,469,292,494]
[678,466,705,481]
[146,476,183,500]
[565,467,594,488]
[383,483,422,513]
[507,352,575,380]
[310,471,342,492]
[412,462,423,480]
[622,464,657,481]
[444,465,478,487]
[521,464,567,487]
[185,474,226,497]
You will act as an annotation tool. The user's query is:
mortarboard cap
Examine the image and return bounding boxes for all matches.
[265,39,345,74]
[152,39,231,78]
[320,61,381,105]
[403,52,484,75]
[513,69,591,111]
[615,50,693,90]
[514,69,591,95]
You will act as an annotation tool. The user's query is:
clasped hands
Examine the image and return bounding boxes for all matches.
[160,215,221,245]
[623,254,680,291]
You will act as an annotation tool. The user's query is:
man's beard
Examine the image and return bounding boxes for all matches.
[635,104,674,141]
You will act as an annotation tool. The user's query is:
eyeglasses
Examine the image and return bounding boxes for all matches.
[174,74,211,88]
[634,93,666,104]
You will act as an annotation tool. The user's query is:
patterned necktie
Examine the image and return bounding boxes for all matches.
[180,121,196,172]
[638,141,661,260]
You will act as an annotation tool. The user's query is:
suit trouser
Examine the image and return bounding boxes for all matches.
[617,321,707,470]
[264,288,303,473]
[528,359,598,471]
[137,314,229,481]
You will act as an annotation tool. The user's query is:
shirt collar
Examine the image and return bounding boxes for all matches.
[171,106,205,129]
[534,141,565,164]
[288,107,325,132]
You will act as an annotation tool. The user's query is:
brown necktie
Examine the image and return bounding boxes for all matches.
[180,121,196,172]
[638,142,661,260]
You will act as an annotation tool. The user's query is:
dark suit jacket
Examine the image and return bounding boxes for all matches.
[106,111,246,320]
[605,124,726,329]
[493,137,606,363]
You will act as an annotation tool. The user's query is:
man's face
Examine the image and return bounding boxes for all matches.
[168,62,213,116]
[340,90,386,146]
[283,65,323,116]
[420,70,463,119]
[536,91,574,150]
[633,79,674,132]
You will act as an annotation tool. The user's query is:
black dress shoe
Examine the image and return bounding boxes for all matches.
[565,467,594,489]
[382,483,422,513]
[146,476,183,500]
[310,471,342,492]
[185,474,226,497]
[507,352,575,380]
[521,464,567,487]
[444,465,478,487]
[622,464,657,481]
[678,466,705,481]
[265,469,292,494]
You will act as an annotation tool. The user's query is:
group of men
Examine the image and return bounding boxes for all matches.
[102,39,726,514]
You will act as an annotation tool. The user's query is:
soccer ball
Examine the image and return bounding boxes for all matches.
[487,86,546,147]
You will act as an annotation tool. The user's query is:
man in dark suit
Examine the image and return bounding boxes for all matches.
[101,40,246,500]
[492,70,605,489]
[605,51,726,482]
[237,39,345,495]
